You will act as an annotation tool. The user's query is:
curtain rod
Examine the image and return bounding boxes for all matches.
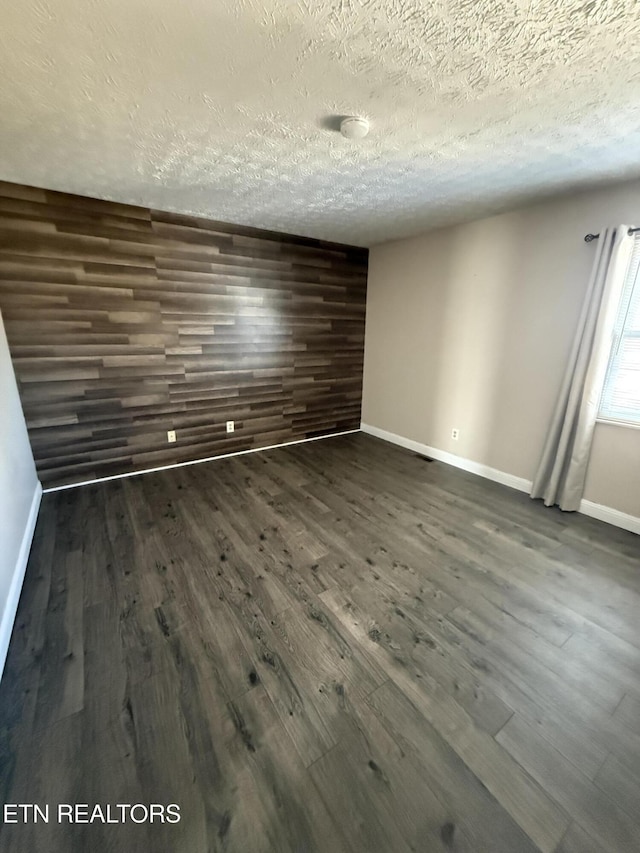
[584,227,640,243]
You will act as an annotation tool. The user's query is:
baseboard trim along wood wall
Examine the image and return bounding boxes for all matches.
[42,428,360,493]
[0,480,42,678]
[0,181,368,489]
[361,422,640,536]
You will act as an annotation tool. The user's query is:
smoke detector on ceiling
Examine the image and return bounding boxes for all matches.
[340,116,370,140]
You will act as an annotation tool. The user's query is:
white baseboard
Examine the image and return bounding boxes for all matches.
[579,499,640,536]
[361,422,532,493]
[361,422,640,536]
[43,429,360,493]
[0,480,42,679]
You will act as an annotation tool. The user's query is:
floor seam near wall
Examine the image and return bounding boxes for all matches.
[360,422,640,536]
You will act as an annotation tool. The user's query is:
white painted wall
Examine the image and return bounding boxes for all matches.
[0,311,41,677]
[362,179,640,527]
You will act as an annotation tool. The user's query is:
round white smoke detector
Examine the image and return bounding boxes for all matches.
[340,116,370,139]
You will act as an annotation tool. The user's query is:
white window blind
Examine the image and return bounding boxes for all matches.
[599,235,640,425]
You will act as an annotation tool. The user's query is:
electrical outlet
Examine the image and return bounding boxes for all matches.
[167,430,176,443]
[226,420,235,433]
[451,428,459,441]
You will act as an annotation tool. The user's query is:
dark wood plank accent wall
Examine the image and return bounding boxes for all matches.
[0,181,368,488]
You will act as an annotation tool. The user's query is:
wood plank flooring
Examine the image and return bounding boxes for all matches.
[0,432,639,852]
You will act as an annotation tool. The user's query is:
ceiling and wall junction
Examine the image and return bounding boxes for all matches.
[1,0,640,245]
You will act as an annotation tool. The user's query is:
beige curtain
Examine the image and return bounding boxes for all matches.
[531,226,633,511]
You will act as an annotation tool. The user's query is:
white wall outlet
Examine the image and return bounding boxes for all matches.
[451,428,459,441]
[226,420,235,433]
[167,430,176,443]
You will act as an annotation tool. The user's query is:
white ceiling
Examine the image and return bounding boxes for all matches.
[2,0,640,246]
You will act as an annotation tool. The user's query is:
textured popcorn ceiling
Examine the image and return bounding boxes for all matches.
[2,0,640,246]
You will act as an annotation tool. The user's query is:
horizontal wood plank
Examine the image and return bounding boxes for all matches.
[0,181,367,487]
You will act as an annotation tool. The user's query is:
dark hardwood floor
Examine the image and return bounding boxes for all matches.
[1,432,639,852]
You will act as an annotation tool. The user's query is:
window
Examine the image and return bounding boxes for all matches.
[598,236,640,425]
